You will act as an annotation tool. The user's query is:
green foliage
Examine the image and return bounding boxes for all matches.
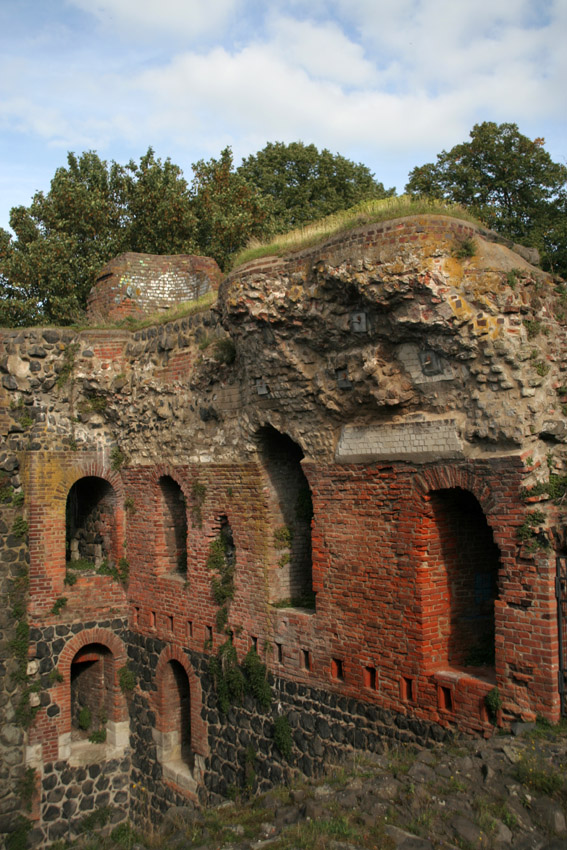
[11,491,25,507]
[17,767,36,812]
[56,342,79,387]
[506,268,521,289]
[76,806,114,834]
[242,647,271,710]
[209,640,245,715]
[213,336,236,365]
[89,727,107,743]
[192,146,270,271]
[406,121,567,277]
[238,141,394,236]
[5,815,32,850]
[51,596,68,615]
[524,319,543,339]
[124,496,136,513]
[190,481,206,528]
[48,667,64,683]
[0,149,197,326]
[517,509,549,551]
[244,744,257,793]
[78,705,92,730]
[273,525,293,549]
[272,593,316,610]
[118,666,136,692]
[453,237,476,259]
[11,516,28,539]
[110,446,126,471]
[273,715,293,760]
[484,687,502,722]
[515,751,564,795]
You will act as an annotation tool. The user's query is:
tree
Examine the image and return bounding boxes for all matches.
[406,122,567,276]
[191,147,270,272]
[0,149,196,326]
[237,141,394,234]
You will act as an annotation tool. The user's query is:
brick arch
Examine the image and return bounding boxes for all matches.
[413,466,497,517]
[28,455,126,605]
[51,628,129,738]
[152,646,208,757]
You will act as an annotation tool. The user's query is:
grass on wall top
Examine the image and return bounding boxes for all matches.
[232,196,484,269]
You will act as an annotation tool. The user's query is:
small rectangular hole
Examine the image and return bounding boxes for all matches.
[167,615,174,632]
[187,620,193,638]
[364,666,377,689]
[251,636,258,652]
[205,625,213,646]
[276,642,283,664]
[331,658,344,680]
[150,611,156,629]
[302,649,311,671]
[401,676,415,702]
[438,685,453,712]
[133,606,139,626]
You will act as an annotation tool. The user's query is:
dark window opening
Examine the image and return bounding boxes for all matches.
[364,666,377,690]
[400,676,414,702]
[438,685,454,713]
[66,477,117,568]
[257,425,314,607]
[302,649,311,671]
[331,658,344,680]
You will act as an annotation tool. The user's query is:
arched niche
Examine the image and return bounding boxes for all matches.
[424,487,501,670]
[256,425,314,608]
[157,475,188,575]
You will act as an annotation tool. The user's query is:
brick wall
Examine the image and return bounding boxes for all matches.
[87,253,222,322]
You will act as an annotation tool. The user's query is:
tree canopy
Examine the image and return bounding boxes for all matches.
[0,149,197,326]
[406,122,567,276]
[0,142,390,326]
[238,141,394,234]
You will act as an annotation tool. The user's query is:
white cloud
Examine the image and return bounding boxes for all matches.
[66,0,238,40]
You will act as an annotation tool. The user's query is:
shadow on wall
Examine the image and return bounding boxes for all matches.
[256,425,314,608]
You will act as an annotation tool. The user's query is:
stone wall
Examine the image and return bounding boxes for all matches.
[1,215,566,845]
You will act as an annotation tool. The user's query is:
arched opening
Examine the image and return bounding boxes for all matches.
[158,475,188,574]
[160,660,193,771]
[66,476,117,568]
[257,425,314,607]
[427,488,500,670]
[70,643,114,742]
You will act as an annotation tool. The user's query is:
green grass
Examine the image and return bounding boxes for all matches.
[232,196,484,268]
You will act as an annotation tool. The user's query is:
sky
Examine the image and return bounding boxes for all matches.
[0,0,565,233]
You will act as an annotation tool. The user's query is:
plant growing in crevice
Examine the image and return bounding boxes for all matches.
[273,715,293,760]
[242,646,271,710]
[517,509,549,551]
[273,525,293,549]
[213,336,236,365]
[11,516,28,539]
[484,687,502,724]
[191,481,206,527]
[453,236,476,259]
[118,666,136,692]
[51,596,68,615]
[110,445,126,471]
[56,342,79,388]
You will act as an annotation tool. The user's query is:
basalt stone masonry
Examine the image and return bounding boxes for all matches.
[1,215,567,845]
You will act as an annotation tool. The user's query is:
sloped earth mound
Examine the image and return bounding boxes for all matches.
[58,724,567,850]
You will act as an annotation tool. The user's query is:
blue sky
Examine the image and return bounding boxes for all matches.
[1,0,565,233]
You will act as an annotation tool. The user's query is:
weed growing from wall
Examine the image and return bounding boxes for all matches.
[191,482,206,527]
[517,510,549,551]
[453,237,476,259]
[110,446,126,471]
[118,666,136,692]
[484,687,502,724]
[273,715,293,760]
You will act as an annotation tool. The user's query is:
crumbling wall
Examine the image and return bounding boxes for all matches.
[87,253,222,323]
[1,215,567,844]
